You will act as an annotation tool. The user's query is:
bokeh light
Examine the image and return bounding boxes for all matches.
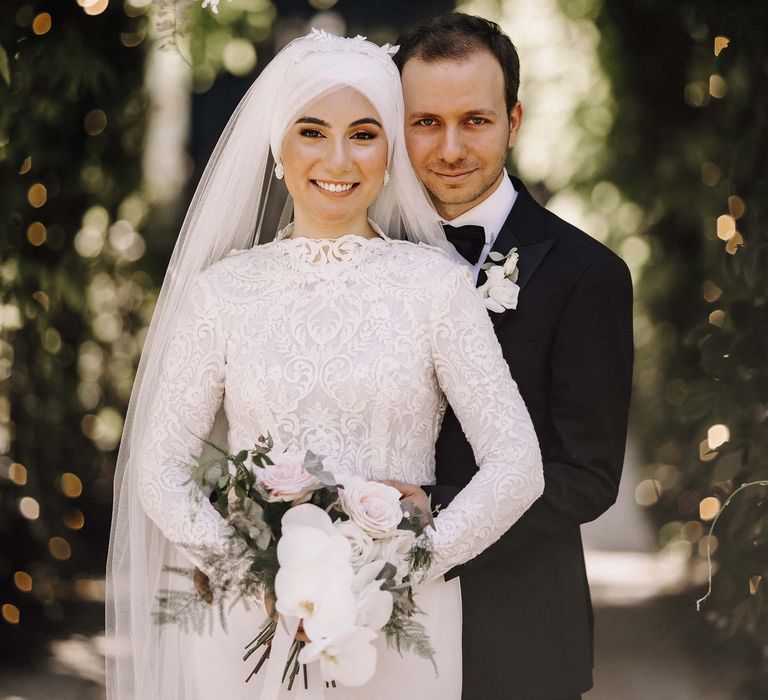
[699,497,721,521]
[63,508,85,530]
[32,12,51,35]
[26,221,46,246]
[9,462,27,485]
[13,571,32,592]
[27,183,47,208]
[2,604,20,624]
[48,537,72,560]
[222,39,257,76]
[707,424,730,450]
[709,74,727,98]
[714,35,730,56]
[82,0,109,16]
[60,472,83,498]
[716,214,736,241]
[19,496,40,520]
[635,479,661,507]
[84,109,107,136]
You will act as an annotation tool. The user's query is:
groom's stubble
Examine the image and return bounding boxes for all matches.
[401,50,522,221]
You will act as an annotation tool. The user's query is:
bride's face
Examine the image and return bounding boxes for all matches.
[281,87,388,234]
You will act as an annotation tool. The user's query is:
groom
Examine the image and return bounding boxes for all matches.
[392,14,634,700]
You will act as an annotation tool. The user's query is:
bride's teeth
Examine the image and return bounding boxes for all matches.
[316,181,354,193]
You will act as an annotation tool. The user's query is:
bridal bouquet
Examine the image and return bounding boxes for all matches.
[155,435,436,691]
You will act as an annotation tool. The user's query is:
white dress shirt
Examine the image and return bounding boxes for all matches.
[441,171,518,284]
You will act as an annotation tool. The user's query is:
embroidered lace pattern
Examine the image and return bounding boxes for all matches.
[136,234,543,580]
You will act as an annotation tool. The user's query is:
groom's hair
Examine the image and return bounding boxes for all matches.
[394,13,520,114]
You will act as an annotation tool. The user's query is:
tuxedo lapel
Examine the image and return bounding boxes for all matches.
[478,177,555,327]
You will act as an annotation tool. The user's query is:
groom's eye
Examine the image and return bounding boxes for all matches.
[467,117,488,126]
[415,118,437,127]
[299,128,323,138]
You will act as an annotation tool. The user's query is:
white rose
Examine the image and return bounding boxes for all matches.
[339,475,403,537]
[334,520,376,569]
[502,248,520,279]
[373,530,416,583]
[479,266,519,313]
[253,450,320,501]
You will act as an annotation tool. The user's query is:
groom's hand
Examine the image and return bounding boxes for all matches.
[379,480,430,517]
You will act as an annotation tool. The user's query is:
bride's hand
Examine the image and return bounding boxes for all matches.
[379,480,430,518]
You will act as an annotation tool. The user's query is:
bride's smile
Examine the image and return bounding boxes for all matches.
[280,86,389,239]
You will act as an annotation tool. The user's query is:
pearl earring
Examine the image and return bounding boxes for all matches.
[274,161,284,180]
[383,170,390,186]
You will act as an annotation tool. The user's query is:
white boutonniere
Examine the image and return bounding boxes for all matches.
[478,248,520,313]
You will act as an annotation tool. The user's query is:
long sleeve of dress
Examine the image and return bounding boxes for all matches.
[425,265,544,580]
[136,273,245,578]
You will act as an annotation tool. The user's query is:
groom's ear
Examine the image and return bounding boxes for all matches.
[508,102,523,149]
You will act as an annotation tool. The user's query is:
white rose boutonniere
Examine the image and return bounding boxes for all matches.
[478,248,520,313]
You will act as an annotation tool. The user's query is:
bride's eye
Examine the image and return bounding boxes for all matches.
[299,128,323,138]
[350,130,376,140]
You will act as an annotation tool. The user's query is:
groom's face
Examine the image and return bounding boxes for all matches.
[402,50,522,220]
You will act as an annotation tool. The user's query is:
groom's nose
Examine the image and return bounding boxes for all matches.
[435,125,467,164]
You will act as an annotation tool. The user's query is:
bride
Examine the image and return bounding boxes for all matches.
[106,30,543,699]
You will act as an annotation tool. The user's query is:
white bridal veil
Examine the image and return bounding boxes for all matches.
[105,30,455,699]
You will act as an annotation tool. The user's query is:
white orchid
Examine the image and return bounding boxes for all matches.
[299,626,379,687]
[274,505,356,639]
[352,561,394,631]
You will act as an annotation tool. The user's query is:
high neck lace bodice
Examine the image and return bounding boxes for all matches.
[274,233,387,267]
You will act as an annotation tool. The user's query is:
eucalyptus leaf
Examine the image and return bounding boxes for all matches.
[488,251,505,261]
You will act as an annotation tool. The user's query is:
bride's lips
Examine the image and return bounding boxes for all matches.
[311,179,359,196]
[431,169,477,185]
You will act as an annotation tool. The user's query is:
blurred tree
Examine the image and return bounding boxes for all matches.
[0,0,150,661]
[593,0,768,695]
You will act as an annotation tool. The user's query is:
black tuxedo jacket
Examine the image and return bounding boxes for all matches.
[428,176,634,700]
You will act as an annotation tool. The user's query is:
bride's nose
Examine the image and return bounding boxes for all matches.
[324,135,353,173]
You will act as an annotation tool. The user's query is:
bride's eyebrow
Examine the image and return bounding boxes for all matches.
[349,118,382,128]
[294,116,328,126]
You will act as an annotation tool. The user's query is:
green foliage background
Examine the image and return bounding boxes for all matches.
[591,0,768,694]
[1,0,767,695]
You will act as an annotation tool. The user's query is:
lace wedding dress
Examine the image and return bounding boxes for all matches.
[136,231,543,699]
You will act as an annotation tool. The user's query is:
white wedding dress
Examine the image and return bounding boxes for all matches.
[136,231,543,699]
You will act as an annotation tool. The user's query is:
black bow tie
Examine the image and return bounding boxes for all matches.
[443,224,486,265]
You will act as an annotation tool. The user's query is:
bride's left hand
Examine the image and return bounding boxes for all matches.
[379,480,430,518]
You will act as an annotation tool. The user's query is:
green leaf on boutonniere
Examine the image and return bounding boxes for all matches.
[481,262,494,270]
[488,251,506,262]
